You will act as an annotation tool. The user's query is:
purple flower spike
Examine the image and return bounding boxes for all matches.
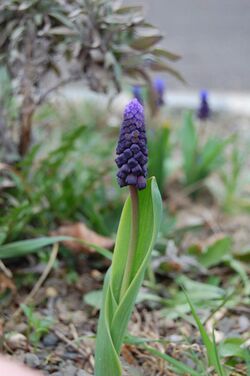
[154,77,165,107]
[197,90,211,120]
[116,99,148,190]
[132,85,143,104]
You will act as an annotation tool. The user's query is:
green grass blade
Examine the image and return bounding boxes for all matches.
[0,236,113,260]
[180,112,198,185]
[148,126,170,194]
[212,329,226,376]
[184,290,225,375]
[143,345,201,376]
[0,236,71,259]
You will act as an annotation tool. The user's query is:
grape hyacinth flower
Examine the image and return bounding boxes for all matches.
[154,77,165,107]
[95,98,162,376]
[197,90,211,120]
[115,98,148,190]
[132,85,143,104]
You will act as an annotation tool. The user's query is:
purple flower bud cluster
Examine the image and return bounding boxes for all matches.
[197,90,211,120]
[115,99,148,190]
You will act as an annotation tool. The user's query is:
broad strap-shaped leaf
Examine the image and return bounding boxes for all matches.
[95,178,162,376]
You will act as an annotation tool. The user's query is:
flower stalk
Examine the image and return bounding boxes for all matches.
[120,185,139,299]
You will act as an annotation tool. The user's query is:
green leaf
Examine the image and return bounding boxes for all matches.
[151,48,181,61]
[197,137,230,178]
[84,290,103,310]
[115,6,143,15]
[49,12,75,29]
[0,234,112,261]
[148,126,170,195]
[225,256,250,294]
[148,59,185,83]
[219,338,246,359]
[184,291,225,375]
[143,344,201,376]
[130,35,163,50]
[198,237,232,268]
[176,276,225,302]
[181,112,198,185]
[95,178,162,376]
[212,329,226,376]
[0,236,71,259]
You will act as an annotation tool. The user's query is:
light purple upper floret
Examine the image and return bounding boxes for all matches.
[115,99,148,190]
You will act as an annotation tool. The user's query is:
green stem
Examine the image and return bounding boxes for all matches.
[119,185,139,300]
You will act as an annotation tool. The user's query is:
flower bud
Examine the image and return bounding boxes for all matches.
[197,90,211,120]
[116,99,148,190]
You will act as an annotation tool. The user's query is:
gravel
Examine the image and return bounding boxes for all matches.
[23,353,40,368]
[43,333,59,347]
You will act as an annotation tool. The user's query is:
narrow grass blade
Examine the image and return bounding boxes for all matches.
[0,236,113,260]
[0,236,70,259]
[143,345,201,376]
[212,329,226,376]
[184,290,225,375]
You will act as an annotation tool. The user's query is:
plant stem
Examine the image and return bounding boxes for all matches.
[120,185,139,300]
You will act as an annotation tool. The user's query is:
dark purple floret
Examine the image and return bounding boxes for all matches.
[115,99,148,190]
[197,90,211,120]
[154,78,165,107]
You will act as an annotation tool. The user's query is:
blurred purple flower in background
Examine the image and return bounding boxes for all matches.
[197,90,211,120]
[132,85,143,104]
[154,77,165,107]
[115,99,148,190]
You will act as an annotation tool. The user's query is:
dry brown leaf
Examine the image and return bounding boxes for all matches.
[51,222,114,254]
[0,273,16,294]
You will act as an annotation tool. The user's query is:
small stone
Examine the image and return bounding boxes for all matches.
[63,351,78,360]
[24,353,40,368]
[15,323,28,333]
[71,311,87,326]
[43,333,59,347]
[76,370,91,376]
[51,372,63,376]
[62,364,77,376]
[6,332,28,350]
[46,287,58,298]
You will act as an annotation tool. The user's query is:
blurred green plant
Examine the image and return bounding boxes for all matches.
[0,0,181,155]
[148,124,171,196]
[220,140,248,212]
[184,291,226,376]
[0,66,17,161]
[180,112,230,189]
[21,304,53,346]
[0,122,122,242]
[0,236,69,259]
